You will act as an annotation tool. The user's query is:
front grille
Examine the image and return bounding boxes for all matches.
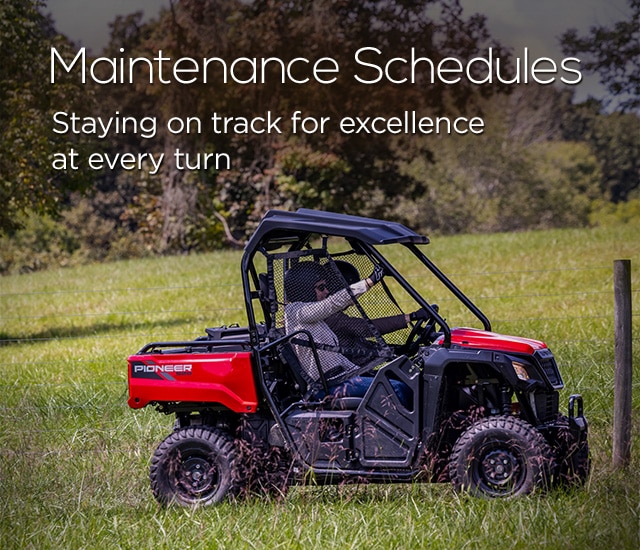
[535,349,563,389]
[533,391,559,423]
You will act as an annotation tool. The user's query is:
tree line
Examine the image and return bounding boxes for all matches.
[1,0,638,274]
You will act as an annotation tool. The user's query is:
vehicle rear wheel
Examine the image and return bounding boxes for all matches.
[449,415,554,498]
[150,426,240,506]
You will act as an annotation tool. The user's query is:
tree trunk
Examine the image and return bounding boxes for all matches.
[160,136,197,253]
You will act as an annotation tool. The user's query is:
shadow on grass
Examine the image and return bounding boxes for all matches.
[0,316,208,347]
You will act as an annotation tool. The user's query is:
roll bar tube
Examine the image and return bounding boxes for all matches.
[364,242,491,348]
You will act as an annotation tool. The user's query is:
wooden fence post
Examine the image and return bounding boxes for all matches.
[613,259,632,469]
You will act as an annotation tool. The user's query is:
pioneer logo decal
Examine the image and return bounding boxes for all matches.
[130,361,193,381]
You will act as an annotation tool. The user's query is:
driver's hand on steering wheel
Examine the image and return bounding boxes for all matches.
[409,308,428,322]
[409,304,439,322]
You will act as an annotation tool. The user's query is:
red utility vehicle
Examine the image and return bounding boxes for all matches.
[128,209,589,505]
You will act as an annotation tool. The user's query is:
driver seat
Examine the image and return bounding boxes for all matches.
[278,343,362,410]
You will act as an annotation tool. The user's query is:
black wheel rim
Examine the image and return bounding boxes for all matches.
[471,442,525,497]
[172,446,220,503]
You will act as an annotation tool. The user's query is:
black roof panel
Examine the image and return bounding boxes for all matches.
[245,208,429,252]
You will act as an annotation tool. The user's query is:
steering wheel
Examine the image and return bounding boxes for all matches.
[403,308,439,355]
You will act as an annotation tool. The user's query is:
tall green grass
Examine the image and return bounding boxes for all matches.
[1,224,638,549]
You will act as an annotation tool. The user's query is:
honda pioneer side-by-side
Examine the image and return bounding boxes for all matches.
[127,209,589,505]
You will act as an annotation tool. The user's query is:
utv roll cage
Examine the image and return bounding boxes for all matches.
[241,208,491,347]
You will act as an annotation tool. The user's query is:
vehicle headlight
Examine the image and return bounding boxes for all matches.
[512,360,530,381]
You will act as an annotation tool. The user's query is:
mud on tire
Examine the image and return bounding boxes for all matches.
[449,415,556,498]
[150,426,240,506]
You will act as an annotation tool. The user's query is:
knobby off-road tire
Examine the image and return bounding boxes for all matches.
[150,426,240,507]
[449,415,555,498]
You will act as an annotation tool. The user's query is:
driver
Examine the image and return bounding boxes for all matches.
[283,260,416,406]
[325,261,428,365]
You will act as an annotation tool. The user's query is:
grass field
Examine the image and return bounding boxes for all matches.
[1,223,639,549]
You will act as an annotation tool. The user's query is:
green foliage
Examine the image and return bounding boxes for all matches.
[563,102,640,203]
[0,0,96,233]
[0,185,159,275]
[561,0,640,111]
[589,197,640,227]
[391,90,602,235]
[0,211,79,273]
[3,1,639,271]
[275,144,351,211]
[82,0,504,250]
[529,140,601,227]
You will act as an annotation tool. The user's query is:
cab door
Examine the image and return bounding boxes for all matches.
[354,356,421,467]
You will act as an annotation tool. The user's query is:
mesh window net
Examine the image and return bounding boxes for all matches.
[258,244,412,386]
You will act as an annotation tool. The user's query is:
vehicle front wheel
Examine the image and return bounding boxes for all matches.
[150,426,240,506]
[449,416,554,498]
